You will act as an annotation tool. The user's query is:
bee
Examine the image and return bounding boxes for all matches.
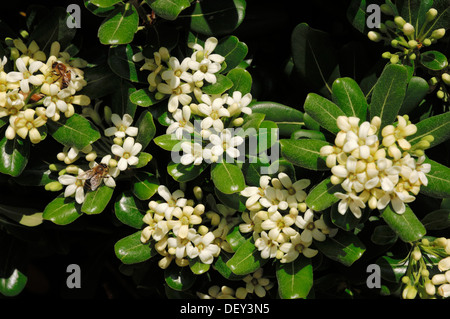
[78,163,110,191]
[52,62,72,89]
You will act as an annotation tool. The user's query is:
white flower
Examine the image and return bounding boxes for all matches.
[295,209,327,242]
[186,231,220,264]
[254,231,279,259]
[399,155,430,186]
[189,58,221,84]
[161,56,193,88]
[6,58,44,93]
[278,173,310,207]
[279,232,318,263]
[150,185,187,220]
[240,176,271,208]
[42,84,71,118]
[382,116,417,150]
[226,91,253,115]
[167,228,197,259]
[111,137,142,171]
[189,37,225,64]
[157,82,192,113]
[203,129,244,163]
[198,95,230,132]
[8,109,46,144]
[261,210,297,241]
[343,121,378,159]
[167,206,202,239]
[104,113,138,138]
[166,105,194,140]
[376,189,415,214]
[242,268,272,298]
[58,168,86,204]
[0,89,25,117]
[334,191,366,218]
[180,142,204,166]
[259,186,289,213]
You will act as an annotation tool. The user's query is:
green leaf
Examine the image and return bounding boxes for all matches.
[227,68,252,95]
[331,77,368,120]
[111,80,137,117]
[314,231,366,267]
[132,172,159,200]
[329,204,368,231]
[167,161,208,182]
[0,137,30,177]
[291,23,340,97]
[114,231,156,264]
[215,188,246,213]
[226,225,247,252]
[153,134,184,151]
[397,0,433,31]
[214,35,248,73]
[84,1,120,17]
[226,237,267,275]
[129,89,158,107]
[0,269,27,297]
[380,204,426,243]
[399,76,429,114]
[276,256,313,299]
[419,50,448,71]
[135,110,156,149]
[249,101,304,126]
[377,255,408,283]
[108,44,147,83]
[147,0,191,20]
[305,177,343,212]
[280,139,330,171]
[211,162,246,194]
[42,195,82,225]
[214,252,245,280]
[188,0,246,36]
[427,0,450,30]
[371,225,398,246]
[81,185,114,215]
[90,0,122,8]
[79,64,121,99]
[201,74,234,95]
[114,191,146,229]
[48,113,100,150]
[135,152,153,168]
[291,129,326,141]
[189,259,210,275]
[407,112,450,149]
[164,263,196,291]
[421,209,450,230]
[98,3,139,45]
[303,93,347,134]
[369,64,408,128]
[421,157,450,198]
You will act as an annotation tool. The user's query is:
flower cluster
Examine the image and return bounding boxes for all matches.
[140,184,243,268]
[368,5,446,64]
[320,115,431,217]
[239,173,337,263]
[400,237,450,299]
[196,268,274,299]
[53,113,141,204]
[1,40,90,144]
[134,37,252,165]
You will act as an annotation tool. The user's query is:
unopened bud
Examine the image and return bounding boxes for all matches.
[380,4,395,16]
[403,23,415,36]
[426,8,438,22]
[66,165,79,175]
[193,186,203,201]
[368,31,383,42]
[390,54,399,64]
[437,90,445,99]
[113,137,123,146]
[45,181,63,192]
[382,52,392,59]
[431,28,446,40]
[104,106,113,125]
[394,16,407,28]
[442,73,450,85]
[198,225,209,236]
[408,40,418,48]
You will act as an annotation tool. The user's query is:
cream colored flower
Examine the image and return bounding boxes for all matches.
[6,58,44,93]
[279,232,318,263]
[166,105,194,140]
[186,231,220,264]
[58,168,86,204]
[242,268,272,298]
[334,191,366,218]
[104,113,138,138]
[111,137,142,171]
[240,175,271,208]
[8,109,46,144]
[295,209,327,242]
[382,115,417,150]
[254,231,279,259]
[167,206,203,238]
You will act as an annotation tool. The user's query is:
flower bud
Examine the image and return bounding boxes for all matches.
[408,40,418,48]
[113,137,123,146]
[382,51,392,59]
[426,8,438,22]
[380,4,395,16]
[394,16,407,28]
[434,237,448,247]
[425,281,436,296]
[422,38,432,46]
[403,23,415,36]
[368,31,383,42]
[193,186,203,201]
[437,90,445,99]
[390,54,399,64]
[442,73,450,86]
[198,225,209,236]
[85,151,97,162]
[431,28,446,40]
[45,181,63,192]
[438,256,450,271]
[438,284,450,298]
[66,165,79,175]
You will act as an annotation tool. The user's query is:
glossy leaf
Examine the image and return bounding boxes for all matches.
[407,112,450,149]
[291,129,325,141]
[164,263,196,291]
[420,209,450,230]
[369,64,408,128]
[0,136,30,177]
[331,77,368,120]
[276,256,313,299]
[81,185,114,215]
[132,171,159,200]
[189,259,210,275]
[226,237,267,275]
[291,23,340,96]
[377,255,408,283]
[211,162,245,194]
[114,230,156,264]
[167,161,208,182]
[135,110,156,149]
[419,50,448,71]
[201,74,234,95]
[153,134,184,151]
[42,195,82,225]
[380,204,426,243]
[227,68,252,95]
[129,89,158,107]
[214,35,248,73]
[303,92,346,134]
[371,225,398,246]
[0,269,27,297]
[314,231,366,267]
[305,177,343,212]
[280,139,330,171]
[108,44,147,83]
[188,0,246,36]
[148,0,191,20]
[399,76,429,114]
[226,225,247,252]
[98,3,139,45]
[79,63,122,99]
[90,0,122,8]
[421,157,450,199]
[48,113,100,150]
[214,252,245,280]
[114,191,146,229]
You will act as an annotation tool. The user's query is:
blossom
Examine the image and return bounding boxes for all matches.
[334,191,366,218]
[226,91,252,115]
[149,185,187,220]
[157,81,192,113]
[198,95,230,132]
[189,58,221,84]
[259,186,289,213]
[242,268,272,298]
[295,209,328,242]
[111,137,142,171]
[13,39,46,64]
[42,84,71,118]
[382,115,417,150]
[240,176,271,209]
[161,56,193,88]
[186,231,220,264]
[376,188,415,214]
[277,173,310,207]
[342,121,378,159]
[58,168,86,204]
[167,206,203,239]
[166,105,194,140]
[261,210,297,240]
[180,142,204,166]
[203,129,244,163]
[104,113,138,138]
[188,37,225,64]
[279,232,318,263]
[255,231,279,259]
[7,109,46,144]
[6,58,44,93]
[0,89,25,117]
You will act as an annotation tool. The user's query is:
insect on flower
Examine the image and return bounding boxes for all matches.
[52,62,72,89]
[78,163,110,191]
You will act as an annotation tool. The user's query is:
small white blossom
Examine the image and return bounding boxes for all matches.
[6,57,44,93]
[104,113,138,138]
[58,168,86,204]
